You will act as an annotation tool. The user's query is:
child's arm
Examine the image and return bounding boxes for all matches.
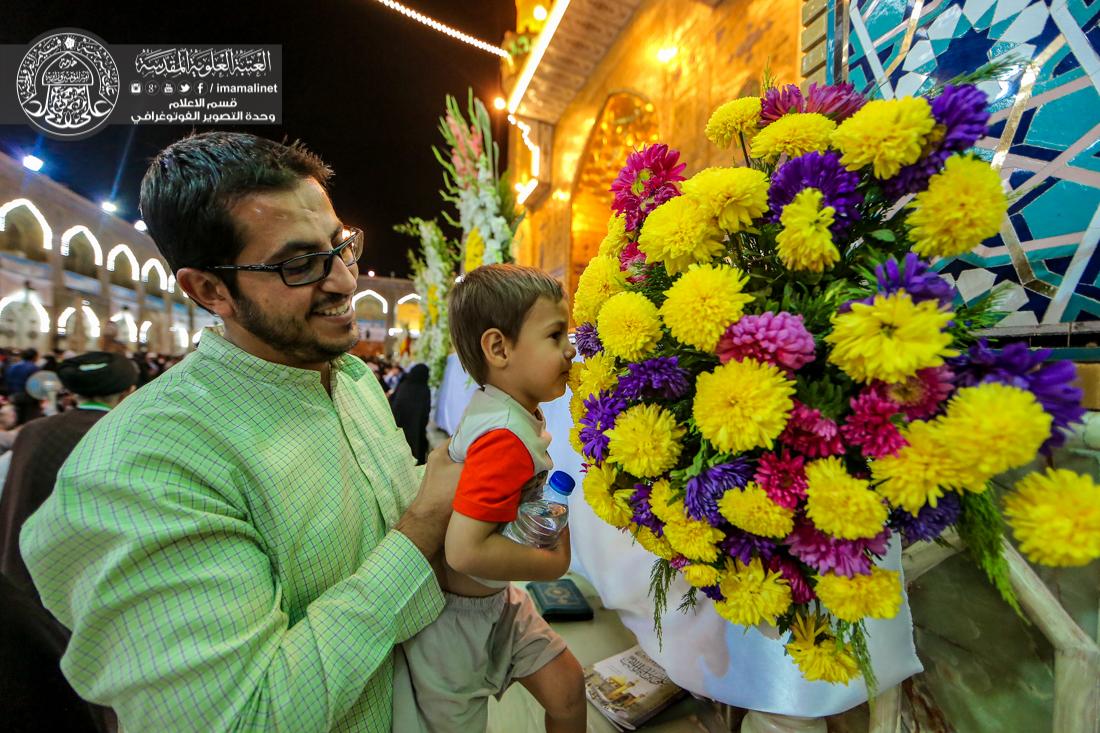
[446,515,570,581]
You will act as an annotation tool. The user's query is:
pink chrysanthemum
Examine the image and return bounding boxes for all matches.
[618,240,649,283]
[872,365,955,420]
[785,521,890,577]
[716,311,816,372]
[778,401,844,458]
[754,451,808,509]
[841,391,908,458]
[610,144,687,232]
[760,83,866,126]
[769,556,816,603]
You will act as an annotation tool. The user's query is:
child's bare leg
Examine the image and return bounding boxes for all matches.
[517,649,587,733]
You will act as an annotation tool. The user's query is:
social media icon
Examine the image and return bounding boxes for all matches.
[179,83,191,93]
[130,81,142,94]
[163,83,174,94]
[146,83,158,94]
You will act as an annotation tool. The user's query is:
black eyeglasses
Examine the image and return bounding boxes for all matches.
[207,227,364,287]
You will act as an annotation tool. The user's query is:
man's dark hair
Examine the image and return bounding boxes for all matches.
[20,349,37,362]
[138,132,333,294]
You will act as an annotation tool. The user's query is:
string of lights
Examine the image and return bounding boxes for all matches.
[370,0,511,59]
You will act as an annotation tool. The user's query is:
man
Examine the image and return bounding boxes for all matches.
[20,132,461,732]
[0,351,137,733]
[4,349,38,396]
[0,351,139,594]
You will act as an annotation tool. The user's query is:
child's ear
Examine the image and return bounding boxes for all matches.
[480,328,509,369]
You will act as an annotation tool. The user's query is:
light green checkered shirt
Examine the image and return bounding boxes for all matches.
[20,328,444,732]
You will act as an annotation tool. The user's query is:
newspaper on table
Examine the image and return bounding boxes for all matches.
[583,644,686,730]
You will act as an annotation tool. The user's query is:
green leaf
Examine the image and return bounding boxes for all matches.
[956,489,1025,619]
[869,229,896,242]
[648,558,677,649]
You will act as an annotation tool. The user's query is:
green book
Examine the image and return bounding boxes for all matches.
[526,579,594,621]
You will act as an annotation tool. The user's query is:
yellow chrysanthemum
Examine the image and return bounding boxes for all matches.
[635,525,676,560]
[693,358,795,453]
[706,97,762,149]
[682,563,721,588]
[786,613,861,684]
[775,188,840,272]
[1005,468,1100,567]
[714,558,792,626]
[826,291,956,384]
[717,482,795,538]
[573,351,619,401]
[682,167,769,233]
[872,419,971,513]
[936,383,1052,483]
[751,113,836,162]
[663,514,725,562]
[597,292,663,362]
[908,155,1008,258]
[569,423,585,454]
[573,255,627,324]
[648,478,681,524]
[637,196,725,275]
[815,568,903,622]
[660,264,752,352]
[831,97,936,178]
[597,214,630,258]
[805,457,888,540]
[584,463,633,528]
[463,227,486,273]
[568,391,586,424]
[605,403,686,478]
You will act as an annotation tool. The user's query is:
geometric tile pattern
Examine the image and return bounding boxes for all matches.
[827,0,1100,328]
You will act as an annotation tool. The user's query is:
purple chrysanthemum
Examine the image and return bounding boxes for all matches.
[785,521,890,577]
[889,492,962,543]
[841,254,956,313]
[578,392,627,463]
[610,144,687,232]
[760,82,866,125]
[701,584,724,601]
[716,311,816,372]
[615,356,691,402]
[953,339,1085,452]
[628,483,663,534]
[722,527,777,565]
[886,85,989,197]
[574,322,602,358]
[685,460,754,525]
[670,555,689,570]
[768,151,862,234]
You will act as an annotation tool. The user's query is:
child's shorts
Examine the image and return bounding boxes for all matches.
[392,583,568,732]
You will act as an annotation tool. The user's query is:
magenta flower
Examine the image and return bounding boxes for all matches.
[716,311,816,372]
[754,451,808,510]
[610,144,687,232]
[779,401,845,458]
[841,390,908,458]
[785,521,890,577]
[760,82,865,125]
[769,556,816,603]
[871,366,954,420]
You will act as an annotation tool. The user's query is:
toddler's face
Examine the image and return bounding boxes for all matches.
[508,297,576,404]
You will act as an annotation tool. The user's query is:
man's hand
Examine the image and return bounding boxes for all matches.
[395,442,462,560]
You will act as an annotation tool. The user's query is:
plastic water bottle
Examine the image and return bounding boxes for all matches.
[501,471,575,548]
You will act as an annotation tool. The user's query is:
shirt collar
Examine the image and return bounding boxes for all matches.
[481,383,545,429]
[196,326,368,388]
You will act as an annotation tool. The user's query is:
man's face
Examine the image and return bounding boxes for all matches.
[224,177,359,369]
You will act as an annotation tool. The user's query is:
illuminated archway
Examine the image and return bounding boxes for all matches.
[107,244,140,284]
[352,289,389,321]
[60,226,104,266]
[0,199,53,252]
[110,310,138,343]
[569,92,659,307]
[141,259,170,291]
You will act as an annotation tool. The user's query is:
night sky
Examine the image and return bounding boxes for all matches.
[0,0,515,278]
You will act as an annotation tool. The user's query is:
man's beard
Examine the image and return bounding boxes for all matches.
[234,291,357,364]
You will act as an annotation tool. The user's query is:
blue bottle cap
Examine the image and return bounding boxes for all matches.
[548,471,576,496]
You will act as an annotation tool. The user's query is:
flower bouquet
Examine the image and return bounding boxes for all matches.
[398,217,458,387]
[570,78,1100,686]
[434,91,522,272]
